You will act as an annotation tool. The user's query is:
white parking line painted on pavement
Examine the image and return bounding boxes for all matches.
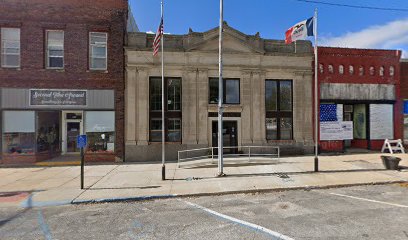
[330,193,408,208]
[37,210,53,240]
[183,200,294,240]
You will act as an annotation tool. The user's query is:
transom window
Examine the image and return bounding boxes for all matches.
[46,30,64,69]
[209,78,240,104]
[149,77,182,142]
[1,28,20,68]
[89,32,107,70]
[265,80,293,140]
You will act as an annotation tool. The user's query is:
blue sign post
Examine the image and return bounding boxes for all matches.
[77,135,87,189]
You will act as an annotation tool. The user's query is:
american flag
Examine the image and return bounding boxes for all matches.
[153,18,163,56]
[320,104,338,122]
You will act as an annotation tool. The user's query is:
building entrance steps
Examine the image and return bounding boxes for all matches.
[0,153,407,207]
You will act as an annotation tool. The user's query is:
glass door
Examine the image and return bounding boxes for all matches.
[212,121,238,154]
[66,122,80,153]
[343,105,353,148]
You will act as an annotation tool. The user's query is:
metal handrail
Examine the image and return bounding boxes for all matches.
[177,146,280,168]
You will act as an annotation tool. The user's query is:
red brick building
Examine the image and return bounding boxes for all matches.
[401,59,408,142]
[317,47,402,152]
[0,0,129,164]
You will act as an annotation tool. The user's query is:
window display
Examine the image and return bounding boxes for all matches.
[85,111,115,153]
[2,111,35,155]
[37,111,60,153]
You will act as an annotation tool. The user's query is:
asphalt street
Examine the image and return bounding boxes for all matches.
[1,184,408,240]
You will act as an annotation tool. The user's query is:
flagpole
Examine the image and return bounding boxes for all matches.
[217,0,225,177]
[314,8,319,172]
[161,0,166,180]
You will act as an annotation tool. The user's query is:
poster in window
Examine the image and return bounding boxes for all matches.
[353,104,366,139]
[341,121,353,140]
[370,104,393,140]
[336,104,343,121]
[320,121,353,140]
[320,122,342,140]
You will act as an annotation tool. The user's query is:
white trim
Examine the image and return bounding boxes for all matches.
[1,27,21,68]
[89,32,108,71]
[46,30,64,69]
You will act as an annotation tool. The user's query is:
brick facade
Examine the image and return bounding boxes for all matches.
[401,61,408,99]
[401,60,408,142]
[0,0,128,162]
[317,47,402,152]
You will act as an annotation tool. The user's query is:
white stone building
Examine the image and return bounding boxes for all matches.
[125,24,314,161]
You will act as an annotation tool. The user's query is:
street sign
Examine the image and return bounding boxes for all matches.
[77,135,87,149]
[77,134,87,189]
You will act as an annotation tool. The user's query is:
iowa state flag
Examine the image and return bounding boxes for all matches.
[285,17,314,44]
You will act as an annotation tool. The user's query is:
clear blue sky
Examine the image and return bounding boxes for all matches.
[130,0,408,56]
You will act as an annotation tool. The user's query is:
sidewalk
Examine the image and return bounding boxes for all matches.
[1,153,407,208]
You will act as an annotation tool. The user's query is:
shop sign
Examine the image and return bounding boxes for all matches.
[30,89,87,106]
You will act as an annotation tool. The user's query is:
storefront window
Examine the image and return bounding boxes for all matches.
[2,111,35,155]
[85,111,115,153]
[369,104,393,140]
[37,111,60,153]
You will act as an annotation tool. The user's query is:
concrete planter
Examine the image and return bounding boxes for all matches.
[381,156,401,170]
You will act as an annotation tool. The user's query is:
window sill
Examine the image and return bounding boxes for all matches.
[46,68,65,72]
[1,67,21,70]
[149,142,182,145]
[267,140,295,144]
[87,69,108,73]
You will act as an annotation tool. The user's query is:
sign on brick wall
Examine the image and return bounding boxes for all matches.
[30,89,87,106]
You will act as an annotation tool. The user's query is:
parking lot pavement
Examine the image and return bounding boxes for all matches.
[1,184,408,239]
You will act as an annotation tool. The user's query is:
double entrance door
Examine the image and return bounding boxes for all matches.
[212,121,238,154]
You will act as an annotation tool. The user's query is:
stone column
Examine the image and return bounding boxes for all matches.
[182,68,198,144]
[197,69,209,145]
[251,71,265,144]
[293,71,313,143]
[241,70,252,145]
[136,67,149,145]
[125,67,137,145]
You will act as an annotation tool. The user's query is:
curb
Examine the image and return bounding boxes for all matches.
[70,180,408,205]
[71,194,178,205]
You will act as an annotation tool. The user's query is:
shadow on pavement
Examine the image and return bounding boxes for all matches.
[0,192,33,227]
